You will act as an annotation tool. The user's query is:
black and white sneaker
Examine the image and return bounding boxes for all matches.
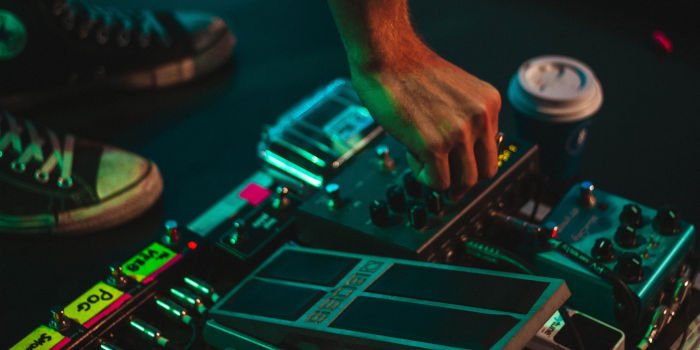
[0,111,163,234]
[0,0,235,106]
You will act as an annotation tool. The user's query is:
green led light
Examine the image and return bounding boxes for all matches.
[170,288,196,306]
[229,232,239,246]
[263,151,323,187]
[130,320,145,332]
[184,277,210,294]
[99,342,121,350]
[129,320,156,339]
[155,299,172,312]
[155,299,180,318]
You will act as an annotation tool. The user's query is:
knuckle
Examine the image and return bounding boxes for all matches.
[424,138,448,155]
[481,83,502,115]
[450,120,471,142]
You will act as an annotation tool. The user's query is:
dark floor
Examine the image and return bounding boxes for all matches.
[1,0,699,347]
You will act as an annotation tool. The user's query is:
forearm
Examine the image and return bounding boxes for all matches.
[327,0,431,72]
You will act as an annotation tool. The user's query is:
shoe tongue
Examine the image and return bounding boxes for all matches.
[153,12,195,54]
[71,138,103,197]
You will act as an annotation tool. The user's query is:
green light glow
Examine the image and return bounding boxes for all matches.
[184,277,211,294]
[155,299,171,311]
[276,138,327,168]
[129,320,156,339]
[263,151,323,187]
[155,299,180,318]
[99,343,119,350]
[229,232,239,246]
[170,288,196,306]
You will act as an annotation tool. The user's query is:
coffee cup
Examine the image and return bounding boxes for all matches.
[507,55,603,179]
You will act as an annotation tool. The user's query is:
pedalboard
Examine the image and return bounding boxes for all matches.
[8,80,697,350]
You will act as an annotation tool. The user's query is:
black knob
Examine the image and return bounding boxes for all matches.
[578,181,596,208]
[591,238,615,262]
[386,185,407,212]
[410,204,428,229]
[615,225,638,248]
[325,183,343,209]
[619,204,643,228]
[162,219,179,246]
[370,200,390,226]
[653,206,681,235]
[615,253,644,283]
[403,172,422,197]
[426,191,442,214]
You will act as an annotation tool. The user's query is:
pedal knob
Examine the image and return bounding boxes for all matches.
[162,220,179,246]
[426,191,443,214]
[619,204,643,228]
[615,253,644,283]
[386,185,406,212]
[370,200,390,226]
[325,183,343,209]
[591,238,615,262]
[653,206,681,235]
[375,145,395,171]
[578,181,596,208]
[615,225,638,248]
[410,204,428,229]
[403,172,423,197]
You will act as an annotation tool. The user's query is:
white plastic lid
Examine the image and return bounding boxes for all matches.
[508,55,603,123]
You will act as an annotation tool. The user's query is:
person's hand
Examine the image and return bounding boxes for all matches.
[349,43,501,196]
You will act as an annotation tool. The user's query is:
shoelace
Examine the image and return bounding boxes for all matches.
[49,0,170,48]
[0,112,74,189]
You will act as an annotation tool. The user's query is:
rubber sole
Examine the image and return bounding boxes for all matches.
[0,162,163,235]
[0,30,236,108]
[110,30,236,89]
[56,161,163,235]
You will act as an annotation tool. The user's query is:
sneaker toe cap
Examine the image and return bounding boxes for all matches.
[96,147,156,199]
[173,11,230,52]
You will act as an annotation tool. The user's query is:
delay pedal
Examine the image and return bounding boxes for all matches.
[534,182,695,326]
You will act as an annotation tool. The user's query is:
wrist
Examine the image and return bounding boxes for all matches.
[347,33,433,74]
[328,0,433,73]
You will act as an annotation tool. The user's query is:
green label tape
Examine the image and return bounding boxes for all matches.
[10,325,65,350]
[63,282,124,325]
[121,242,177,282]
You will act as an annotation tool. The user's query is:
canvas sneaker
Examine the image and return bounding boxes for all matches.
[0,111,163,234]
[0,0,235,106]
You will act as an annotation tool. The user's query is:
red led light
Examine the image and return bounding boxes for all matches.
[652,30,673,53]
[550,226,558,238]
[187,241,198,250]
